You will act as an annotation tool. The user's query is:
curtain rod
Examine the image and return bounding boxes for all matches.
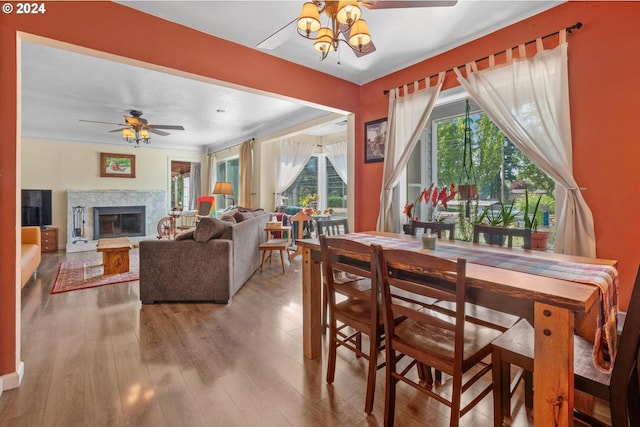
[383,22,582,95]
[207,137,255,156]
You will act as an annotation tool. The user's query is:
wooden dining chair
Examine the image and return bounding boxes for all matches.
[492,265,640,427]
[319,235,383,414]
[376,246,501,427]
[410,221,455,241]
[473,224,532,249]
[316,218,350,236]
[194,195,215,225]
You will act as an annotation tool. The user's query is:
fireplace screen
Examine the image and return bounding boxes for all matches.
[94,206,146,240]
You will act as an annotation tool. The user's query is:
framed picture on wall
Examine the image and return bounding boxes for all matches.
[100,153,136,178]
[364,117,387,163]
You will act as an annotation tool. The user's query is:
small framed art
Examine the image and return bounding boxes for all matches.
[100,153,136,178]
[364,117,387,163]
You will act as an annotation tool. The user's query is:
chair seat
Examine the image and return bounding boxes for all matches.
[396,317,501,366]
[492,319,611,390]
[259,238,290,249]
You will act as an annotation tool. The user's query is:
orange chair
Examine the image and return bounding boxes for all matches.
[194,195,215,225]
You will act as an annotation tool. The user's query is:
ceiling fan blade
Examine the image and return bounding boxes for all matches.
[149,125,185,130]
[108,128,128,133]
[148,128,170,137]
[257,17,297,50]
[79,119,128,126]
[362,0,457,9]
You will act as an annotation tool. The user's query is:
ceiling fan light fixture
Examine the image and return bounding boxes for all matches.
[122,128,135,140]
[139,129,150,140]
[348,19,371,48]
[314,27,335,53]
[297,2,321,35]
[336,1,361,25]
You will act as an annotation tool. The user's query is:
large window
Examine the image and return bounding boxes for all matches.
[216,157,239,210]
[281,153,347,218]
[407,96,555,242]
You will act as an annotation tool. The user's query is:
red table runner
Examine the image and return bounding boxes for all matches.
[346,233,618,372]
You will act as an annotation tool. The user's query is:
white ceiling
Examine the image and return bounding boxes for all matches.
[20,0,562,153]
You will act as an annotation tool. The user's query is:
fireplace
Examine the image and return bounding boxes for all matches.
[94,206,146,240]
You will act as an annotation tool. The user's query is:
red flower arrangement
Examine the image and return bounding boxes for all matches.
[418,183,457,221]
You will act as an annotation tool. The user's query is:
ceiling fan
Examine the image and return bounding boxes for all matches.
[257,0,457,59]
[80,109,185,136]
[80,110,185,146]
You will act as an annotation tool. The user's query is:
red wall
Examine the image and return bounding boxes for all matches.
[356,1,640,309]
[2,1,639,380]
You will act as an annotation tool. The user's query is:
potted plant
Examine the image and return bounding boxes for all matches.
[476,198,518,245]
[523,188,549,251]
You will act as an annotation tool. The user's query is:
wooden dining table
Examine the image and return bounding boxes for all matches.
[297,231,618,427]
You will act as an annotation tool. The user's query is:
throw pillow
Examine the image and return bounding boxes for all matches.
[219,215,237,224]
[174,227,196,241]
[194,217,232,242]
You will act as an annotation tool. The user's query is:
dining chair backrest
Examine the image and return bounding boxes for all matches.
[606,265,640,426]
[317,218,349,236]
[377,247,467,356]
[320,235,375,301]
[290,209,312,240]
[473,224,531,249]
[411,221,455,240]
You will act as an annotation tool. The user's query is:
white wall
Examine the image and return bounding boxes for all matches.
[21,138,207,248]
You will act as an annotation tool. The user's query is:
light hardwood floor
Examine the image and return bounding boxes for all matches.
[2,249,542,427]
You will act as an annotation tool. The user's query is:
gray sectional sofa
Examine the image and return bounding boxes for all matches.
[139,210,269,304]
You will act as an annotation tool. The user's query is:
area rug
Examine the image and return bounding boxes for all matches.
[51,255,139,294]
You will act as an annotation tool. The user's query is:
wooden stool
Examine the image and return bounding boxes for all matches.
[259,239,290,273]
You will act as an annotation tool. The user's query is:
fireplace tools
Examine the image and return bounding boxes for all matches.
[72,206,87,243]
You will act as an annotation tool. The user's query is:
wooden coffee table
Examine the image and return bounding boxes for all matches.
[96,237,137,275]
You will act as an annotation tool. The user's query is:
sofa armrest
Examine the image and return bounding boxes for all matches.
[139,238,233,304]
[21,226,41,247]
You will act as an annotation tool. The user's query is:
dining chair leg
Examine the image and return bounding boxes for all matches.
[385,351,397,427]
[492,347,511,427]
[364,333,378,414]
[279,249,285,273]
[327,321,337,384]
[450,372,463,427]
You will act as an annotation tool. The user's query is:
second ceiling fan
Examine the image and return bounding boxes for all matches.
[80,109,185,146]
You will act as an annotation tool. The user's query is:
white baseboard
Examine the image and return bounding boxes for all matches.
[1,361,24,390]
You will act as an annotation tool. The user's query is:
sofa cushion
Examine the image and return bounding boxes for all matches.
[234,210,266,223]
[175,227,196,241]
[194,218,232,242]
[219,215,237,224]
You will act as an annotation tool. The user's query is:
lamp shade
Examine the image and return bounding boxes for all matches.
[348,19,371,48]
[336,1,361,25]
[122,128,135,139]
[297,2,321,34]
[213,181,234,195]
[314,27,334,53]
[139,129,150,139]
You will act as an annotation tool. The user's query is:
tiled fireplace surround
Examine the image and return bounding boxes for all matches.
[66,190,165,253]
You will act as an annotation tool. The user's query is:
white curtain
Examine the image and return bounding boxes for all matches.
[189,162,201,210]
[240,139,254,208]
[376,72,445,232]
[207,154,217,195]
[324,139,347,183]
[454,32,595,256]
[275,139,315,206]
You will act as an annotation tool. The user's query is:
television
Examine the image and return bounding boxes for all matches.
[21,189,52,227]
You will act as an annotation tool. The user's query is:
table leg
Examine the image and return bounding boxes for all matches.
[533,302,574,427]
[302,245,322,359]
